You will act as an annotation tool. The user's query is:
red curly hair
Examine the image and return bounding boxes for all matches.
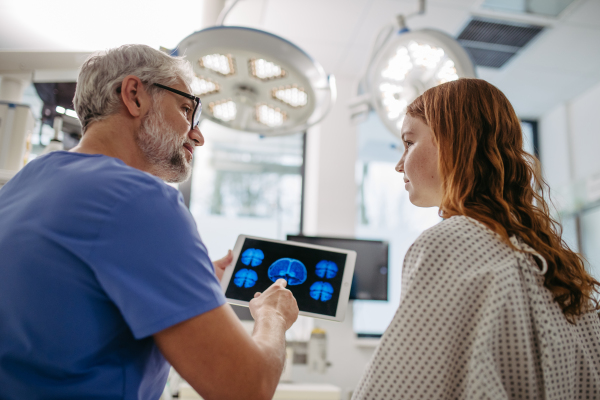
[406,78,599,322]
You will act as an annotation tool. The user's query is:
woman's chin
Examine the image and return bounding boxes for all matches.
[408,192,439,208]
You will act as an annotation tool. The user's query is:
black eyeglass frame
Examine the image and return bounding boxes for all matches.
[153,83,202,129]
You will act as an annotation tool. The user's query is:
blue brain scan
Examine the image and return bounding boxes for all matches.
[267,258,307,285]
[315,260,338,279]
[241,248,265,267]
[310,281,334,302]
[233,269,258,288]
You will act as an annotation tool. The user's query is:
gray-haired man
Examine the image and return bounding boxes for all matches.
[0,44,298,400]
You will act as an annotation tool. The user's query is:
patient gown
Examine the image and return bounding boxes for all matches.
[353,216,600,400]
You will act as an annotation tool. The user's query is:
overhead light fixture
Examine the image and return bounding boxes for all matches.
[353,1,476,139]
[174,26,335,136]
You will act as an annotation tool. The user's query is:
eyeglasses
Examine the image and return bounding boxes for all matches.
[153,83,202,129]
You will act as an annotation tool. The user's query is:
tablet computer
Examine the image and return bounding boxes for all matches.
[221,235,357,322]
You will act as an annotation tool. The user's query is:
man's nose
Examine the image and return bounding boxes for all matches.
[189,126,204,146]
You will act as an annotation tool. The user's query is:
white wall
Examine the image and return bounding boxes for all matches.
[540,80,600,188]
[539,103,570,190]
[303,76,358,238]
[569,83,600,182]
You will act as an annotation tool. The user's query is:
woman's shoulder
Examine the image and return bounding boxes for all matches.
[406,215,514,270]
[414,215,500,247]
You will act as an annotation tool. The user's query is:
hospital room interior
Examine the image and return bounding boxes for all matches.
[1,0,600,399]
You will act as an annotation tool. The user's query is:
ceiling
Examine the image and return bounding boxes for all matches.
[0,0,599,119]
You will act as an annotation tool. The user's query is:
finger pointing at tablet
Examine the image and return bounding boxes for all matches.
[249,279,298,330]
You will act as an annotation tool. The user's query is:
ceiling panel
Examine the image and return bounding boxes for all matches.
[284,37,347,74]
[331,0,473,78]
[563,0,600,25]
[223,0,267,28]
[514,25,600,75]
[348,0,474,49]
[260,0,371,45]
[486,67,592,118]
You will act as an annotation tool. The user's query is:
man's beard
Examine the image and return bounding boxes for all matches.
[135,105,193,183]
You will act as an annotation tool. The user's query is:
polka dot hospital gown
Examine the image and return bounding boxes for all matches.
[353,216,600,400]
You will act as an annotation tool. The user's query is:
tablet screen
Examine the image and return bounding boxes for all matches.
[225,238,348,317]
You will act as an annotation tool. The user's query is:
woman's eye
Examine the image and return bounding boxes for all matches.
[404,141,413,148]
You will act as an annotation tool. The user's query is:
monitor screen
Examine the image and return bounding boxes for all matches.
[287,235,388,301]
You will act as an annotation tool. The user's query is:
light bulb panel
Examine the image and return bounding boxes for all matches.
[209,99,237,122]
[256,104,286,127]
[199,54,236,76]
[249,58,286,81]
[175,26,336,136]
[272,85,308,108]
[192,75,220,96]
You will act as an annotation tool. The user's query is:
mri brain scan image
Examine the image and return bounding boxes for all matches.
[233,268,259,288]
[310,281,334,302]
[267,258,307,285]
[315,260,338,279]
[241,248,265,267]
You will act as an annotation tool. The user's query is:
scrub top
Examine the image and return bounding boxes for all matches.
[0,151,226,399]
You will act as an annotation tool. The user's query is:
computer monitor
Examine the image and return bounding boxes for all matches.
[286,235,388,301]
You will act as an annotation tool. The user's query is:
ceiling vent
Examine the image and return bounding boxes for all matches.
[457,18,544,68]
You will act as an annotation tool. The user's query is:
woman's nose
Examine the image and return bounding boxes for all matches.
[395,157,404,173]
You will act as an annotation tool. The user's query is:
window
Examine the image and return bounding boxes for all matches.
[188,120,305,260]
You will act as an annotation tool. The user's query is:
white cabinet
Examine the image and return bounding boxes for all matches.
[0,101,34,173]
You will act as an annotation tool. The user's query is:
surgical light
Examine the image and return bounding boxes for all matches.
[249,58,285,81]
[273,86,308,108]
[256,104,286,127]
[174,26,335,136]
[210,99,237,122]
[359,23,475,139]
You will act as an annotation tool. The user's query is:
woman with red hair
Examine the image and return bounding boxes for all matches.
[353,78,600,399]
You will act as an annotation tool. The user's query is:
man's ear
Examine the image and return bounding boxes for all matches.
[119,75,151,119]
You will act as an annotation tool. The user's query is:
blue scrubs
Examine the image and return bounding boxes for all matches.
[0,152,226,399]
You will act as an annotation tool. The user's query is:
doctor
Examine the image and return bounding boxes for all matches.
[0,44,298,400]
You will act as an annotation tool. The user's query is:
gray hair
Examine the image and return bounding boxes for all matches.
[73,44,194,133]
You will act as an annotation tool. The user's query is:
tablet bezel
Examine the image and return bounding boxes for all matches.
[220,235,356,322]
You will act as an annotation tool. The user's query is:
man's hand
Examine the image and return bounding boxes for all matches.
[212,250,233,282]
[154,278,299,400]
[250,279,299,330]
